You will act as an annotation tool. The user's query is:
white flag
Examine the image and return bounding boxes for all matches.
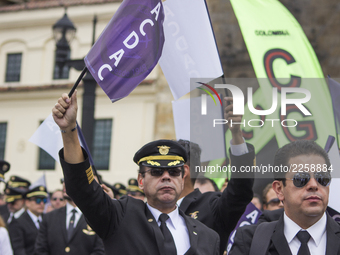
[29,114,63,163]
[172,96,225,162]
[159,0,223,100]
[29,174,47,190]
[29,114,84,163]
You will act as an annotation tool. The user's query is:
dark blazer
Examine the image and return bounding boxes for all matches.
[257,208,284,224]
[60,149,220,255]
[34,206,105,255]
[229,212,340,255]
[180,144,255,255]
[8,211,40,255]
[0,204,9,223]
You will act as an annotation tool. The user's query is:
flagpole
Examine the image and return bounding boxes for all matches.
[202,0,229,97]
[67,66,102,184]
[68,67,88,97]
[203,0,231,180]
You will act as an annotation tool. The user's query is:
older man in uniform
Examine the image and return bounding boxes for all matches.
[52,91,220,254]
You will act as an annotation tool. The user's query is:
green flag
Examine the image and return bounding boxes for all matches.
[230,0,336,149]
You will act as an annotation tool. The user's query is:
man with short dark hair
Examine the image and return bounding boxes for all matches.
[194,177,219,193]
[52,91,220,254]
[177,97,255,255]
[262,182,283,211]
[229,140,339,255]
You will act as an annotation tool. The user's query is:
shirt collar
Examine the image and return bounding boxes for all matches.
[284,212,327,246]
[27,209,42,223]
[147,203,180,230]
[307,213,327,246]
[13,207,25,219]
[177,197,185,207]
[66,201,81,215]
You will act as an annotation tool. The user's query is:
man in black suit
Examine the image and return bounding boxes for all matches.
[177,97,255,255]
[53,91,220,254]
[35,180,105,255]
[230,140,340,255]
[0,176,31,225]
[9,185,47,255]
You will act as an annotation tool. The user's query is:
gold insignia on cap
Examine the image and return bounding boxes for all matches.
[168,160,180,166]
[65,247,70,252]
[5,189,9,194]
[158,145,170,155]
[2,165,8,171]
[147,160,160,166]
[189,211,199,219]
[39,186,44,191]
[148,219,153,222]
[11,177,15,181]
[116,184,121,189]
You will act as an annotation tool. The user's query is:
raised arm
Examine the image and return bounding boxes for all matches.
[224,97,244,146]
[210,97,255,254]
[52,91,83,164]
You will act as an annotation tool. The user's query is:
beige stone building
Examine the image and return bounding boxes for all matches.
[0,0,176,191]
[0,0,339,194]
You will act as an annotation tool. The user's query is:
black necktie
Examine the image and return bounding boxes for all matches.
[296,230,311,255]
[67,209,77,241]
[159,213,177,255]
[37,219,41,229]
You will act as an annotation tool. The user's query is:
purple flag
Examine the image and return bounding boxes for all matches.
[84,0,165,102]
[226,203,262,253]
[328,76,340,137]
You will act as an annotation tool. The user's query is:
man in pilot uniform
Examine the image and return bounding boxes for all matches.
[53,91,220,254]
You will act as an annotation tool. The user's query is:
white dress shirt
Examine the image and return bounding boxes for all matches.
[7,207,25,224]
[66,202,82,229]
[230,139,249,156]
[176,141,248,205]
[147,203,190,255]
[0,227,13,255]
[27,209,42,229]
[284,212,327,255]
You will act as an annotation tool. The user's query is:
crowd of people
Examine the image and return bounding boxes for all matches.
[0,91,337,255]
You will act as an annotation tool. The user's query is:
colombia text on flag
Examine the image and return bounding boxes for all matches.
[84,0,164,102]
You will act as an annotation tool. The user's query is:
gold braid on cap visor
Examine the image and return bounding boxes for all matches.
[137,155,184,165]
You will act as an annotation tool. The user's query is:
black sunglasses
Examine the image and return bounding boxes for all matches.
[52,197,64,201]
[266,198,280,206]
[31,197,47,204]
[287,172,331,188]
[145,168,182,177]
